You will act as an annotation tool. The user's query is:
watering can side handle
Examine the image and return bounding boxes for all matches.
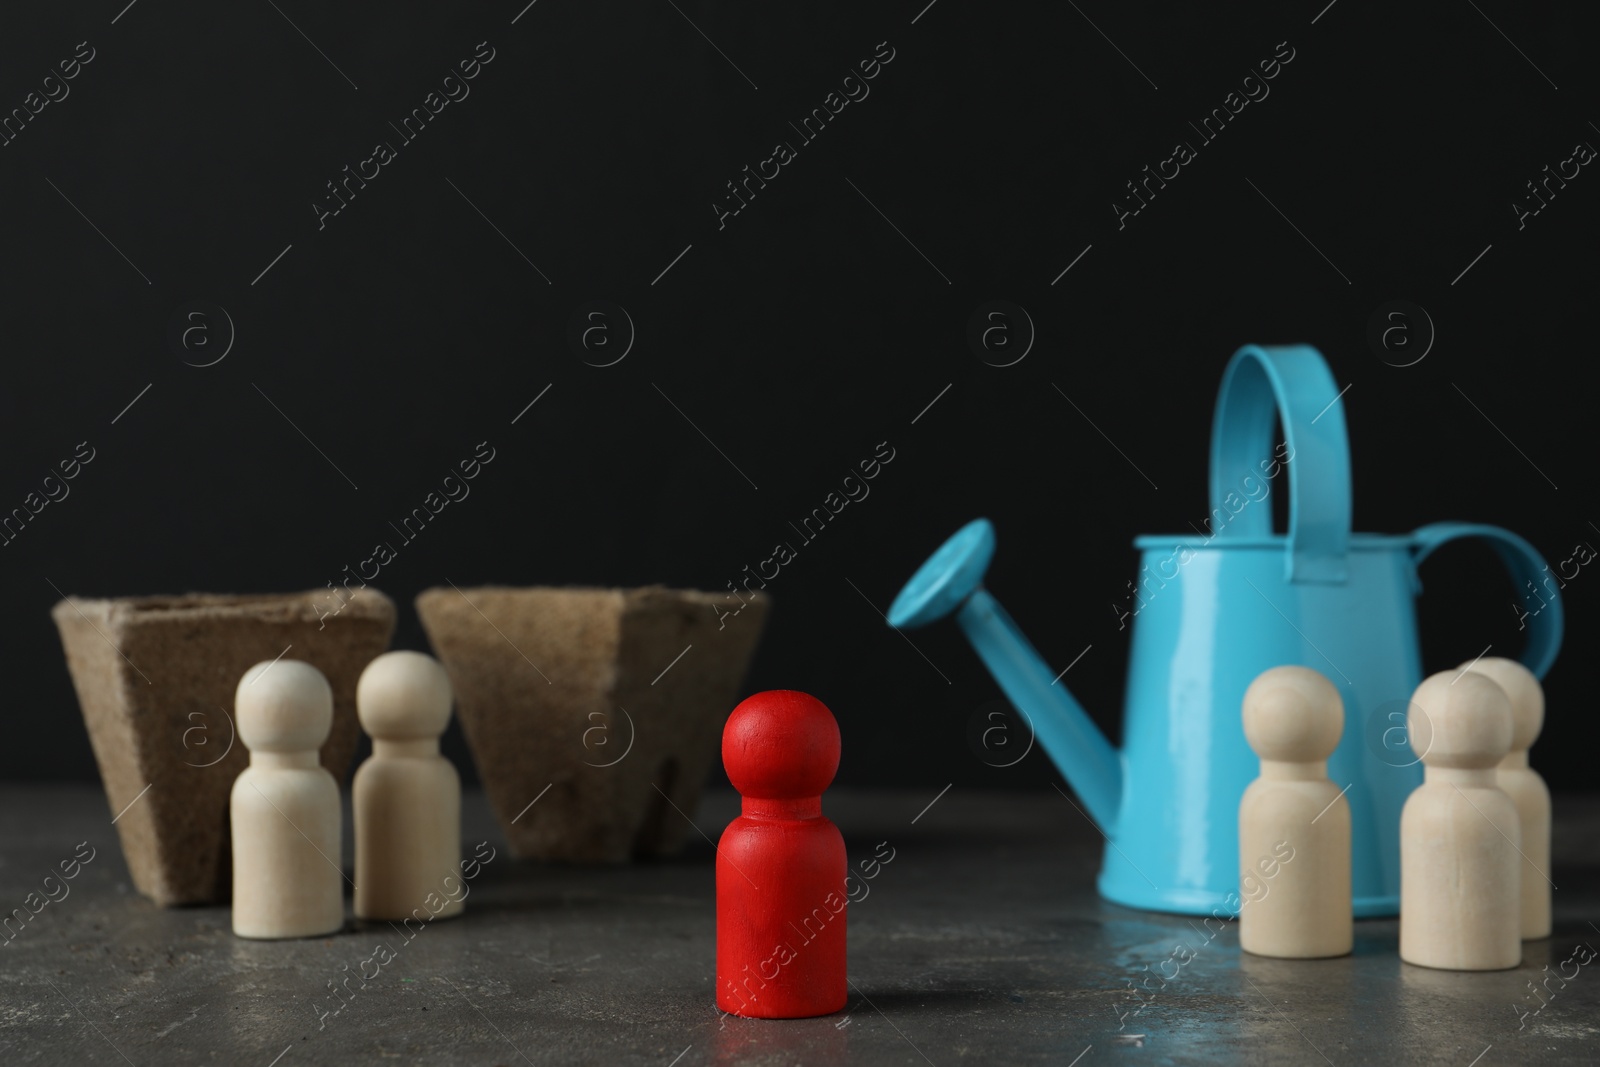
[1410,522,1564,679]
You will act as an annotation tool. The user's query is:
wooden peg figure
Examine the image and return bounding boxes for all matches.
[1400,670,1521,970]
[1463,656,1550,940]
[354,651,463,922]
[1238,666,1352,958]
[716,690,847,1019]
[230,659,344,939]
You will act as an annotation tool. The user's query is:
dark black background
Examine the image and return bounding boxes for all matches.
[1,1,1593,791]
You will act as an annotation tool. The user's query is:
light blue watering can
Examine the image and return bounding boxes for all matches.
[888,344,1562,917]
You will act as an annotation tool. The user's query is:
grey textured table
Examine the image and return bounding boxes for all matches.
[2,785,1597,1066]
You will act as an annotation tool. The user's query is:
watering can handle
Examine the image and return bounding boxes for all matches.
[1209,344,1352,583]
[1411,522,1564,679]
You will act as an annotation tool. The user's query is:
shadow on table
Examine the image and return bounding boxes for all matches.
[838,986,1002,1013]
[439,891,666,917]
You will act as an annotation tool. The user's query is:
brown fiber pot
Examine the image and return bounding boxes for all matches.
[51,590,396,906]
[416,585,769,863]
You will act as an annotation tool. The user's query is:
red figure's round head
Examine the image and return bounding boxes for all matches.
[722,690,841,799]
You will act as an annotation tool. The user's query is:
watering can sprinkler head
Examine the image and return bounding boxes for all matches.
[887,519,996,630]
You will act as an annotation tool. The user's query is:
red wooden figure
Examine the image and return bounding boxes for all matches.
[716,690,847,1019]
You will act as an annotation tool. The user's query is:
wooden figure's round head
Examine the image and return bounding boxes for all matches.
[722,690,841,799]
[1460,656,1543,752]
[235,659,333,753]
[1241,665,1344,763]
[357,650,453,740]
[1407,670,1513,770]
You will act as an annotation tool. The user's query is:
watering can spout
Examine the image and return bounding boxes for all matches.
[888,518,1124,834]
